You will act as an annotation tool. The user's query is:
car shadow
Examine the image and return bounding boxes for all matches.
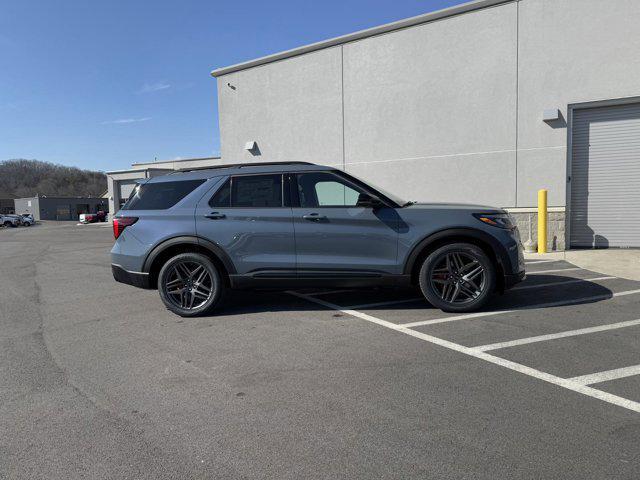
[209,275,621,317]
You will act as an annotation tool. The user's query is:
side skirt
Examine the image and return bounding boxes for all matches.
[229,271,412,290]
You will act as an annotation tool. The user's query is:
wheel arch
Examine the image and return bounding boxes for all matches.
[143,236,236,289]
[403,228,508,292]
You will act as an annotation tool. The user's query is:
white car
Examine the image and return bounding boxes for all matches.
[1,214,19,228]
[19,214,35,226]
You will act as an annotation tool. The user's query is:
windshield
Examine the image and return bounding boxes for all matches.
[340,171,407,206]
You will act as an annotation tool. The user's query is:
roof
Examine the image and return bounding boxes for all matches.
[211,0,513,77]
[145,162,336,183]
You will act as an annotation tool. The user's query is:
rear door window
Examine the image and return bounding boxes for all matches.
[230,174,283,208]
[122,179,205,210]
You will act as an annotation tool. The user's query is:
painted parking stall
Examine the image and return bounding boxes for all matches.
[291,259,640,414]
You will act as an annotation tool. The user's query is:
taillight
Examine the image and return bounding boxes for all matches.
[113,217,138,239]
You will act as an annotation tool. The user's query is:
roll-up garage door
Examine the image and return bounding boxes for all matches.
[570,102,640,248]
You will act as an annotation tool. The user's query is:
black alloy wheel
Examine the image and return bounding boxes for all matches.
[419,243,496,313]
[158,252,224,317]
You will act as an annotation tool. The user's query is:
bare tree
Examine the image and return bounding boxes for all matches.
[0,159,107,198]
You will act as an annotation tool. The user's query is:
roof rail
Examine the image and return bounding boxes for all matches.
[172,161,314,173]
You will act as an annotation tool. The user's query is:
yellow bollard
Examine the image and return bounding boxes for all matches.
[538,189,548,254]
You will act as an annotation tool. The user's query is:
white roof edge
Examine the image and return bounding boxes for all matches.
[106,167,171,175]
[210,0,514,78]
[131,156,221,167]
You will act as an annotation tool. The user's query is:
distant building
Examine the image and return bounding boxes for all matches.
[0,198,15,214]
[106,156,221,220]
[14,196,109,221]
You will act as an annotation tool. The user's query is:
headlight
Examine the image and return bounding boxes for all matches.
[473,213,515,230]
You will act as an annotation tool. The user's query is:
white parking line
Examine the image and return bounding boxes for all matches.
[512,276,616,291]
[525,259,562,265]
[528,267,581,275]
[400,288,640,328]
[288,290,640,414]
[568,365,640,386]
[344,297,424,310]
[474,318,640,352]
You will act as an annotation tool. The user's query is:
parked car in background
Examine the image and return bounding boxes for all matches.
[80,210,107,224]
[1,214,20,228]
[111,162,525,317]
[19,214,34,226]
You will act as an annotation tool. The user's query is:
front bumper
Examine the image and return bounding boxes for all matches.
[111,264,151,289]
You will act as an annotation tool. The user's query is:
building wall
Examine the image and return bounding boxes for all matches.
[14,198,39,220]
[341,2,517,207]
[214,0,640,250]
[517,0,640,208]
[132,157,222,170]
[217,1,520,206]
[218,48,344,165]
[15,197,108,221]
[0,199,15,214]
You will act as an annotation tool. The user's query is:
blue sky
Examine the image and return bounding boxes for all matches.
[1,0,464,172]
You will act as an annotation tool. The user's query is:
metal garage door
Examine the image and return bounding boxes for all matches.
[570,102,640,248]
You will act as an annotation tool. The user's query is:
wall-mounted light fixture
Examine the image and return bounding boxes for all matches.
[245,141,257,151]
[543,108,560,122]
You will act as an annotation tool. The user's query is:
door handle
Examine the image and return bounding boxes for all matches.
[302,213,327,221]
[205,212,226,220]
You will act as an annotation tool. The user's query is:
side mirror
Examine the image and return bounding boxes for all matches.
[356,193,384,209]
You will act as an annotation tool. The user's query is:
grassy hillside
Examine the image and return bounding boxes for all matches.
[0,159,107,198]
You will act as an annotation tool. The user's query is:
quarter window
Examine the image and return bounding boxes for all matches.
[209,179,231,207]
[121,179,206,210]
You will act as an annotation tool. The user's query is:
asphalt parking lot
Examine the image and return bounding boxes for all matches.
[2,222,640,479]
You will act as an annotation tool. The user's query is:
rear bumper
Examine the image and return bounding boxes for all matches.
[504,270,526,290]
[111,264,151,289]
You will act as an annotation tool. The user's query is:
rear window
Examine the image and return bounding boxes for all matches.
[121,179,205,210]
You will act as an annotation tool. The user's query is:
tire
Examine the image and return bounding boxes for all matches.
[418,242,496,313]
[157,252,225,317]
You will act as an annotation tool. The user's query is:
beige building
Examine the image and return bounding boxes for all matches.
[106,157,221,219]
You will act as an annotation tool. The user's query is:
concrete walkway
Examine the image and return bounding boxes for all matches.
[525,249,640,281]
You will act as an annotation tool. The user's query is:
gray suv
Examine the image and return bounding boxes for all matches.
[111,162,525,317]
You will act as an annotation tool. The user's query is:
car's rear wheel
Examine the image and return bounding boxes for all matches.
[418,243,495,313]
[158,252,225,317]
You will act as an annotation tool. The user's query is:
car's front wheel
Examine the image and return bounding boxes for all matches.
[158,252,225,317]
[418,243,496,313]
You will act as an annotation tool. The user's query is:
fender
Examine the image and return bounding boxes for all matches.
[403,227,512,275]
[142,235,237,275]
